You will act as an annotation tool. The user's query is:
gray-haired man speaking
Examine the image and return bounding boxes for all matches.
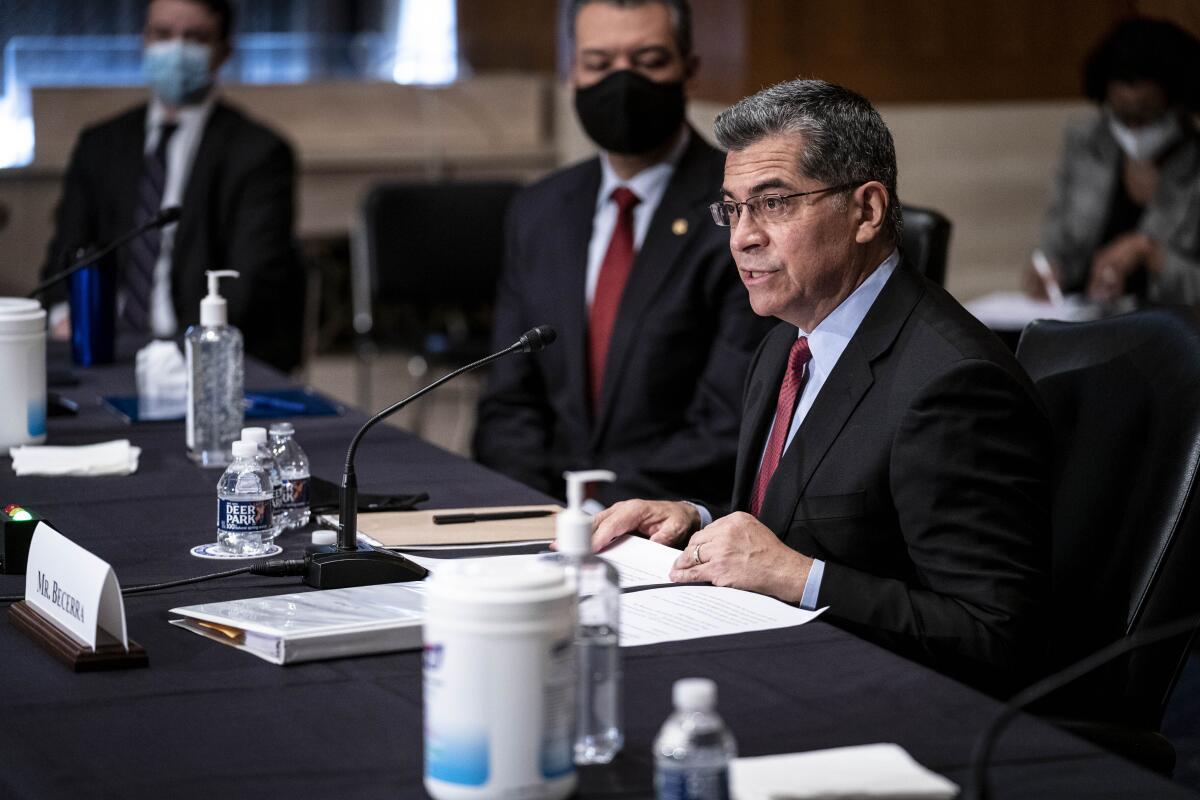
[593,79,1052,694]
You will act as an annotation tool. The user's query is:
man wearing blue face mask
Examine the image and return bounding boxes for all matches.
[474,0,772,508]
[41,0,302,372]
[1028,17,1200,305]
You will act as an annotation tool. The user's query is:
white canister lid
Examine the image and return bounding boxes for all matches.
[0,298,46,335]
[427,560,574,627]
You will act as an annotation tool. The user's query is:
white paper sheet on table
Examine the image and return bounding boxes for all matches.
[402,533,680,589]
[620,586,824,647]
[730,742,959,800]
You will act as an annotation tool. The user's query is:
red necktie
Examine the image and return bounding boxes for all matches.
[749,336,812,517]
[588,187,641,410]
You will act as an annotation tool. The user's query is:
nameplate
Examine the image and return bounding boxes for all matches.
[23,523,128,652]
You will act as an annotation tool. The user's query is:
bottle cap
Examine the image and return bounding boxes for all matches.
[231,440,258,459]
[556,470,616,556]
[241,426,267,445]
[311,529,337,546]
[200,270,239,327]
[673,678,717,711]
[269,421,295,437]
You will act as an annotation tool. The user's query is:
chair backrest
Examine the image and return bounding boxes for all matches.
[900,204,951,286]
[1016,307,1200,729]
[352,181,521,337]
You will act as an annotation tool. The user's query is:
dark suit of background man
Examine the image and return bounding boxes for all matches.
[473,0,772,508]
[41,0,303,372]
[594,80,1052,696]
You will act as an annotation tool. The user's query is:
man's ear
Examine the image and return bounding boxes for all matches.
[853,181,889,245]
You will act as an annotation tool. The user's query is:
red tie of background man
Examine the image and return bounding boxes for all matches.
[749,336,812,517]
[588,186,641,411]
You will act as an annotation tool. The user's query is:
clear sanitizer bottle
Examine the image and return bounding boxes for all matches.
[241,426,283,541]
[186,270,244,467]
[542,469,623,765]
[654,678,738,800]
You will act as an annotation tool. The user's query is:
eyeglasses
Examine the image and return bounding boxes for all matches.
[708,183,859,227]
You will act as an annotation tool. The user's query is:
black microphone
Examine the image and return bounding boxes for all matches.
[304,325,559,590]
[28,206,183,298]
[967,612,1200,799]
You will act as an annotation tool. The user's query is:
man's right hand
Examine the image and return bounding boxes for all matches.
[591,499,701,552]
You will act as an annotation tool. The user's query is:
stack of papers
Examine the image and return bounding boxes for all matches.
[731,743,959,799]
[11,439,142,476]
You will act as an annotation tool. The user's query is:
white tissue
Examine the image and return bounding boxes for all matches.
[11,439,141,476]
[136,340,187,421]
[731,743,959,800]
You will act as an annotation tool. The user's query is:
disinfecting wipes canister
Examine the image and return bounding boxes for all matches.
[0,298,46,454]
[424,560,578,800]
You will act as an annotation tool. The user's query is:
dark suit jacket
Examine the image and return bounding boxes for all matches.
[734,262,1052,694]
[474,132,772,507]
[42,100,303,371]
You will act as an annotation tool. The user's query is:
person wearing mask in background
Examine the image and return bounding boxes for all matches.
[1026,17,1200,305]
[474,0,771,509]
[41,0,303,372]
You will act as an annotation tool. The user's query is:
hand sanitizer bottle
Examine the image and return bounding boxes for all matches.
[186,270,243,467]
[542,469,623,765]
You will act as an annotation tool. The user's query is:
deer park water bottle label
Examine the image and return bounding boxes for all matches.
[218,498,272,534]
[281,477,309,511]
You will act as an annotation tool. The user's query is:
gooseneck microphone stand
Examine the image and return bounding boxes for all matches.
[303,325,558,590]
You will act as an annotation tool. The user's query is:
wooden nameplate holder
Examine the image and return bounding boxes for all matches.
[8,601,148,672]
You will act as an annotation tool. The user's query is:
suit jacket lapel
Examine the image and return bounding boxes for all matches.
[176,102,231,278]
[755,262,925,535]
[559,161,602,433]
[114,108,149,272]
[591,133,720,444]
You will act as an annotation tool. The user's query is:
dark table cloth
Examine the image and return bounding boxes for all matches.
[0,345,1192,799]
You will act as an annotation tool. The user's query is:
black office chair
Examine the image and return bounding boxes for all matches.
[1016,307,1200,774]
[900,204,951,286]
[351,181,520,411]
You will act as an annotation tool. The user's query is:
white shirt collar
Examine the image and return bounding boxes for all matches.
[595,126,691,213]
[146,90,217,137]
[798,248,900,368]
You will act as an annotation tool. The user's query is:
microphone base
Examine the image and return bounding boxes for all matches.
[303,544,428,590]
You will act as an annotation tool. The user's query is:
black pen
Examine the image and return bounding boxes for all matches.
[433,510,555,525]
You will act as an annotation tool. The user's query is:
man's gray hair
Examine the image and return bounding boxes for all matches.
[714,79,902,244]
[567,0,693,59]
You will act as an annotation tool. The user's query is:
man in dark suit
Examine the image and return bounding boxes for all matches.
[474,0,770,508]
[593,79,1052,694]
[41,0,301,372]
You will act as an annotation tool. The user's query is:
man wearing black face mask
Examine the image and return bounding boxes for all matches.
[474,0,771,508]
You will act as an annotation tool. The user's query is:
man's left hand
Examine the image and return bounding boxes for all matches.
[668,511,812,604]
[1087,232,1161,301]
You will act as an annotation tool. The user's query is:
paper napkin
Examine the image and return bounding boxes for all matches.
[11,439,142,476]
[731,743,959,800]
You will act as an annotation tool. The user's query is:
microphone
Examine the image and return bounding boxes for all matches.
[28,206,183,298]
[966,612,1200,799]
[304,325,559,590]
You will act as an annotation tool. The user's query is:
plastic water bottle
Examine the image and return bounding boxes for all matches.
[269,422,310,529]
[654,678,737,800]
[186,270,243,467]
[541,469,623,765]
[216,440,274,555]
[241,426,283,540]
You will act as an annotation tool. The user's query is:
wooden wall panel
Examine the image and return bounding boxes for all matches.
[458,0,559,72]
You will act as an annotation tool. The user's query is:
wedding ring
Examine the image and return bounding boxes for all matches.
[693,543,703,565]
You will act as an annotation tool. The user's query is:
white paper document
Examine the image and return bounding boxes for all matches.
[402,533,680,590]
[620,586,824,647]
[730,743,958,800]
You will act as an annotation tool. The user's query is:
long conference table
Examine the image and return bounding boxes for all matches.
[0,346,1195,800]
